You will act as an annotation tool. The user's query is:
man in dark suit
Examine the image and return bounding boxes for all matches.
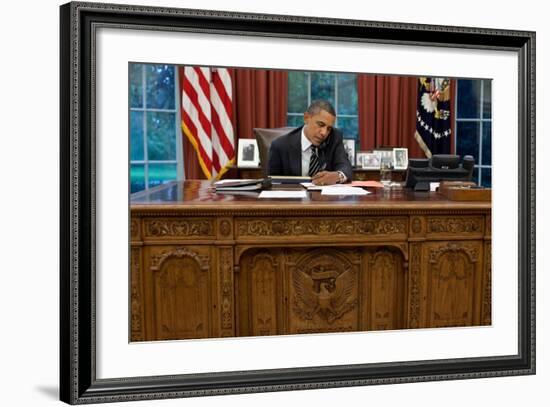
[267,100,352,185]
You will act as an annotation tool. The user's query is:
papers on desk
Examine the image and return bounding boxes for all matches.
[301,182,377,193]
[300,182,323,190]
[259,190,307,199]
[300,182,370,195]
[321,186,370,195]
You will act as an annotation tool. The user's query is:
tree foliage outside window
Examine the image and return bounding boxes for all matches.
[129,63,181,194]
[287,70,359,149]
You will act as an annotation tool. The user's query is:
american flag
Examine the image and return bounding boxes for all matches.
[180,66,235,179]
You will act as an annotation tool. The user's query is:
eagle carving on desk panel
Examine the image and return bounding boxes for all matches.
[292,264,357,324]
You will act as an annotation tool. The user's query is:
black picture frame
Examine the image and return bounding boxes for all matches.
[60,1,535,404]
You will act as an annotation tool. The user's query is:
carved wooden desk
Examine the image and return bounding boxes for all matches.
[130,181,491,342]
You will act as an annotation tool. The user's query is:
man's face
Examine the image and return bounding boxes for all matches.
[303,109,336,146]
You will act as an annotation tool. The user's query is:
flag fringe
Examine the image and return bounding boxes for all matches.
[181,121,213,180]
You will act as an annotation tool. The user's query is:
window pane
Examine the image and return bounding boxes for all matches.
[311,72,335,106]
[481,168,491,188]
[145,65,175,109]
[483,80,492,119]
[129,63,143,108]
[287,114,303,128]
[457,79,481,119]
[288,71,308,113]
[456,121,480,162]
[337,117,359,140]
[130,111,144,161]
[148,163,177,188]
[130,164,145,194]
[337,73,358,115]
[147,112,176,161]
[482,122,492,166]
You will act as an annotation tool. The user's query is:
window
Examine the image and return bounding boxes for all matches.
[287,71,359,146]
[455,79,492,187]
[129,63,183,194]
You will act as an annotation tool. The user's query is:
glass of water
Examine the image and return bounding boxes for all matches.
[380,161,392,188]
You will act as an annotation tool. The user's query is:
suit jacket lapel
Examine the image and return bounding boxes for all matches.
[289,127,302,176]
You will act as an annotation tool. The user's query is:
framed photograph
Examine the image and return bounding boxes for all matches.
[373,148,394,168]
[355,151,368,168]
[60,2,535,404]
[362,152,382,169]
[237,138,260,168]
[343,138,355,166]
[393,148,408,170]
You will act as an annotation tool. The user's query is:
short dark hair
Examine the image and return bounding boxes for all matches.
[306,99,336,117]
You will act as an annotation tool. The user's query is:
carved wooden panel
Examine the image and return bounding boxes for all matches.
[146,246,212,340]
[425,216,484,239]
[407,243,423,329]
[363,248,405,330]
[286,248,361,334]
[130,247,144,341]
[130,217,141,241]
[237,249,282,337]
[217,247,234,337]
[143,218,215,240]
[410,216,425,237]
[236,217,407,240]
[423,241,483,328]
[217,218,233,240]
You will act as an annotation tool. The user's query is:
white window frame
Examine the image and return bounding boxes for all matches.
[129,63,184,193]
[454,78,492,186]
[287,72,359,140]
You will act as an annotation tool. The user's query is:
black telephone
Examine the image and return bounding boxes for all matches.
[318,129,332,150]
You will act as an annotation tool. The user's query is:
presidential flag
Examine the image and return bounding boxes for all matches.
[180,66,235,179]
[414,77,452,158]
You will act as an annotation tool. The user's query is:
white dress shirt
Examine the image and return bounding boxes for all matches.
[300,128,314,177]
[299,127,347,182]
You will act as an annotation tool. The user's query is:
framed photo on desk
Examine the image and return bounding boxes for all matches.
[358,152,381,169]
[393,148,408,170]
[373,148,394,167]
[237,138,260,168]
[60,2,535,404]
[343,138,355,166]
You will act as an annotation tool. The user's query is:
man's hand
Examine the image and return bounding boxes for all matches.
[312,171,340,186]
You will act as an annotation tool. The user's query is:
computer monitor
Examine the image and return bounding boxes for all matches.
[405,154,475,191]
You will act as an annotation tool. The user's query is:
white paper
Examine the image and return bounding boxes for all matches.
[430,182,440,192]
[259,190,307,198]
[300,182,322,190]
[321,186,370,195]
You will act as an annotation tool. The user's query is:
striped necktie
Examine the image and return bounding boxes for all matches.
[308,145,320,176]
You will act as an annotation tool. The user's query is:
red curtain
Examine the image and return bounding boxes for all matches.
[183,135,207,179]
[232,69,288,138]
[358,74,456,158]
[183,68,288,179]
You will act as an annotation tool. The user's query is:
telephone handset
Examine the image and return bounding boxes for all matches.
[316,130,332,170]
[318,129,332,150]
